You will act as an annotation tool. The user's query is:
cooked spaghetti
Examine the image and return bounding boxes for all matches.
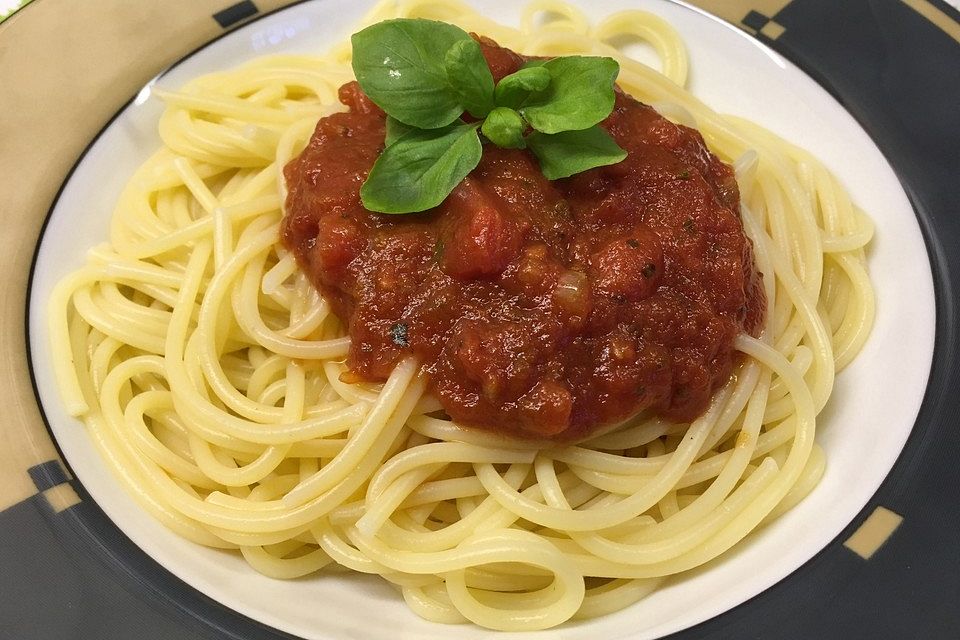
[48,0,874,631]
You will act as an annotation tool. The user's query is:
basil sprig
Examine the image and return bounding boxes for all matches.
[360,122,482,214]
[351,19,627,214]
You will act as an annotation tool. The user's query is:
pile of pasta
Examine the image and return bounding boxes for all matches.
[50,0,874,630]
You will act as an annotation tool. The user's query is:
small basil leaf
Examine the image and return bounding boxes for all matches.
[361,122,482,213]
[526,126,627,180]
[521,56,620,134]
[385,116,415,146]
[445,39,495,119]
[351,19,472,129]
[481,107,526,149]
[493,66,551,110]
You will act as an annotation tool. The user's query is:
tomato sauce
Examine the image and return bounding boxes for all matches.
[282,37,765,441]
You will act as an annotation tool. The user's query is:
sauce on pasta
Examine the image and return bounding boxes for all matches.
[282,37,765,440]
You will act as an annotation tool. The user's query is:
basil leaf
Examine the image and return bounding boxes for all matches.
[351,19,471,129]
[481,107,526,149]
[385,116,415,146]
[521,56,620,134]
[493,66,551,109]
[361,122,482,213]
[445,39,495,119]
[526,126,627,180]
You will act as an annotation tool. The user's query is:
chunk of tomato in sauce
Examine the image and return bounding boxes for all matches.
[440,179,522,280]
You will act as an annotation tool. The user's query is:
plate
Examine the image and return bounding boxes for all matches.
[4,1,960,638]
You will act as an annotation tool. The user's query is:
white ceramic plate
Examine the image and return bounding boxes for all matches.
[27,1,935,638]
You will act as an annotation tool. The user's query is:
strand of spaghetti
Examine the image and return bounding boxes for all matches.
[245,354,289,400]
[195,219,308,421]
[549,368,772,562]
[399,476,488,508]
[162,235,351,437]
[590,10,687,84]
[278,359,422,506]
[572,577,665,620]
[233,226,350,358]
[156,88,319,125]
[95,282,172,328]
[357,443,538,535]
[95,361,419,532]
[356,464,444,537]
[743,205,835,409]
[370,464,531,551]
[348,527,585,631]
[239,543,333,579]
[568,416,799,494]
[126,195,280,260]
[402,583,470,624]
[47,271,126,413]
[84,411,237,548]
[188,432,290,487]
[71,287,166,354]
[827,252,876,369]
[206,520,311,548]
[122,388,224,489]
[366,442,538,501]
[474,398,721,531]
[521,0,591,36]
[313,520,409,577]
